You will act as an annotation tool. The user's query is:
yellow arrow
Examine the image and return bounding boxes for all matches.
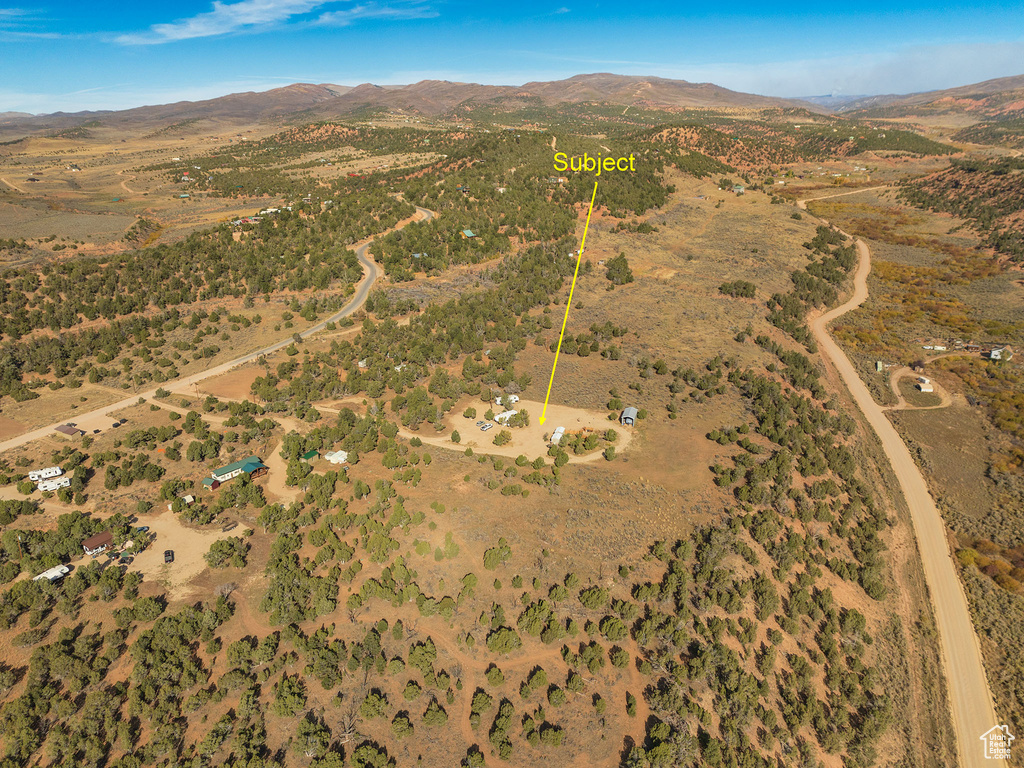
[539,181,598,426]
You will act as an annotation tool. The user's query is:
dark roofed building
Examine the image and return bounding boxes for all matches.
[55,424,84,437]
[202,455,268,490]
[82,531,113,556]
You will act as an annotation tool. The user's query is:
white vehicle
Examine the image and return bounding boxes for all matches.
[37,477,71,492]
[28,466,62,482]
[33,565,70,583]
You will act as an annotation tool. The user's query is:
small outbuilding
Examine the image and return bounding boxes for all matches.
[620,407,639,426]
[324,450,349,465]
[301,450,320,461]
[917,382,934,393]
[54,424,84,437]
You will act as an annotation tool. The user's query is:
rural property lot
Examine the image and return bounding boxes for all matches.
[126,508,237,600]
[396,397,632,463]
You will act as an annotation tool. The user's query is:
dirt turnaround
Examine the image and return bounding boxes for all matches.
[396,398,633,463]
[800,190,1005,767]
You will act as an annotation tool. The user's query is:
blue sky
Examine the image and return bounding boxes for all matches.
[1,1,1023,113]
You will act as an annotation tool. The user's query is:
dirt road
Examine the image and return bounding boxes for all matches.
[0,205,435,452]
[0,177,25,194]
[800,190,1004,766]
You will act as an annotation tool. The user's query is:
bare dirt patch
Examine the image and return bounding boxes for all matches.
[0,415,27,441]
[196,366,262,401]
[126,507,237,601]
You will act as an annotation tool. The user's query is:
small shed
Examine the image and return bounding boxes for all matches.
[917,382,934,393]
[55,424,84,437]
[301,450,320,461]
[732,185,746,195]
[82,531,113,556]
[620,407,639,426]
[460,229,477,239]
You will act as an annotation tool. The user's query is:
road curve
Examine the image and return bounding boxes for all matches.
[799,190,1004,767]
[0,205,435,452]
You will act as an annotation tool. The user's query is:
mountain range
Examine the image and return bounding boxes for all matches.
[2,72,1023,139]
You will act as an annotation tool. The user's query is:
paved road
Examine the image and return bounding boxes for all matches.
[0,205,434,452]
[799,190,1004,767]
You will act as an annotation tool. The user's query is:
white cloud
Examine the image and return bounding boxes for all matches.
[116,0,325,44]
[116,0,434,44]
[315,2,437,26]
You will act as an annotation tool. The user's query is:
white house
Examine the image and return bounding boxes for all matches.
[28,466,62,482]
[324,450,349,465]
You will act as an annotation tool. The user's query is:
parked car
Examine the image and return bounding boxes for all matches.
[119,555,133,565]
[111,422,120,428]
[475,421,485,426]
[136,526,150,533]
[481,424,493,431]
[164,550,174,563]
[93,429,101,434]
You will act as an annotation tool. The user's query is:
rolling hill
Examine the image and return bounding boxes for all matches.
[0,74,822,140]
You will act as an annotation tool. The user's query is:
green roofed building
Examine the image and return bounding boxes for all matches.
[301,450,319,461]
[201,455,268,490]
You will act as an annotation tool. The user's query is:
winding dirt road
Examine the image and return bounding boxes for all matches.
[0,205,435,452]
[799,190,1004,767]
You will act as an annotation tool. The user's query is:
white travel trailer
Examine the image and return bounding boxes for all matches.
[28,466,62,482]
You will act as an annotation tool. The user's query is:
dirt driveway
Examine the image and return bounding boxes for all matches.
[127,508,236,600]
